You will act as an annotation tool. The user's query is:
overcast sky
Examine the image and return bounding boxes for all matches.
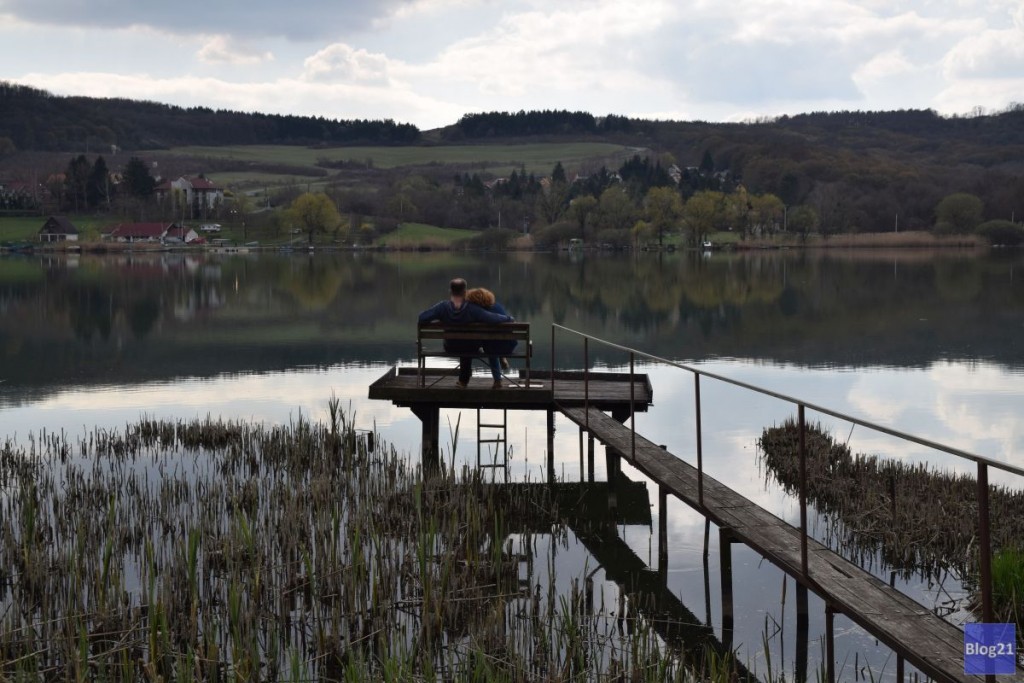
[2,0,1022,130]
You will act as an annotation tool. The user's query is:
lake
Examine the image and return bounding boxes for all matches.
[1,247,1022,680]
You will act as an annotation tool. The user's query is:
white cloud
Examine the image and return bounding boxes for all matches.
[197,35,274,65]
[5,0,1024,128]
[942,26,1024,80]
[302,44,393,85]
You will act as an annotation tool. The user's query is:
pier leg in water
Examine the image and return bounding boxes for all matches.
[587,433,595,483]
[825,605,835,683]
[410,405,440,474]
[546,409,555,483]
[796,582,809,683]
[703,519,712,627]
[658,484,668,581]
[719,528,734,650]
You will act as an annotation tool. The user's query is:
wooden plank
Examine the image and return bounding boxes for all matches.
[558,405,1022,683]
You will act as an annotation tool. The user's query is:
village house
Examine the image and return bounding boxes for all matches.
[164,224,202,244]
[37,216,79,242]
[105,222,174,243]
[155,175,225,218]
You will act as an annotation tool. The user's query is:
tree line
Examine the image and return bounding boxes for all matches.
[0,82,420,152]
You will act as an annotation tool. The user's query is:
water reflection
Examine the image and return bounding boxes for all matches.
[2,249,1023,401]
[2,249,1023,681]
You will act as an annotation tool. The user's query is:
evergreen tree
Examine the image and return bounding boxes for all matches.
[87,156,111,209]
[122,157,156,198]
[63,154,90,212]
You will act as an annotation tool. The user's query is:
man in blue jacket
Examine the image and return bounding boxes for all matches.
[418,277,513,387]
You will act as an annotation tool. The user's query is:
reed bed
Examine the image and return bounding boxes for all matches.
[759,419,1024,584]
[0,402,708,682]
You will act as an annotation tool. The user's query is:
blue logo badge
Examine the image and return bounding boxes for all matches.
[964,623,1017,675]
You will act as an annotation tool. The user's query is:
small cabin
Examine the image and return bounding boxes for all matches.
[38,216,79,243]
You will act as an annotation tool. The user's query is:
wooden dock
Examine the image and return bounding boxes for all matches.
[370,363,1023,682]
[559,405,1023,683]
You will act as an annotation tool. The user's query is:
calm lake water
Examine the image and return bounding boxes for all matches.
[2,247,1023,680]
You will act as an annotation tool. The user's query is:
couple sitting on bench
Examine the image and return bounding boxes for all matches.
[418,277,516,388]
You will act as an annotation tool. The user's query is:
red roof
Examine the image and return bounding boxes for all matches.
[108,223,171,238]
[187,176,220,190]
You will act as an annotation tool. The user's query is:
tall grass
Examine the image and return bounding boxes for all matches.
[0,405,730,681]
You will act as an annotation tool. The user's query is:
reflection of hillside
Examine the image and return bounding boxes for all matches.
[1,250,1023,400]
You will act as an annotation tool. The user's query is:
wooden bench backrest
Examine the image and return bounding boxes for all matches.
[418,322,531,344]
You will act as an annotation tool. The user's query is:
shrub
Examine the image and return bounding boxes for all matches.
[976,219,1024,246]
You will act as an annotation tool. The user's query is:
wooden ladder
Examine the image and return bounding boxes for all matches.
[476,408,509,473]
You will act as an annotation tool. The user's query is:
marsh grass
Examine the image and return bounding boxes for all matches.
[0,405,722,682]
[760,419,1024,587]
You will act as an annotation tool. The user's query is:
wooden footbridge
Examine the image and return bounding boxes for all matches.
[370,324,1024,683]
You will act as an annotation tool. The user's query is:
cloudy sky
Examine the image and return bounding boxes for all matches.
[2,0,1022,130]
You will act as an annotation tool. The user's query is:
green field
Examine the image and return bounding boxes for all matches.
[161,142,638,177]
[376,222,476,248]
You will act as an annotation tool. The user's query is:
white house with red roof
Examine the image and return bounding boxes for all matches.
[165,224,201,244]
[156,175,225,217]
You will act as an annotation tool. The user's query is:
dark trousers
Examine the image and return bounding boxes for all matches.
[445,340,480,384]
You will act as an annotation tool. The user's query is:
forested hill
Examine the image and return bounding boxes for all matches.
[0,82,421,151]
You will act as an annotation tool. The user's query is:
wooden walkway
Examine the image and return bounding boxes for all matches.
[559,405,1024,683]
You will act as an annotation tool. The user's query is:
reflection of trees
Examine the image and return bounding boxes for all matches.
[127,297,160,339]
[279,257,347,310]
[2,249,1024,396]
[69,285,113,341]
[934,257,983,303]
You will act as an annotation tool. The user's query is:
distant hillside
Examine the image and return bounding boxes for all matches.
[0,82,421,152]
[2,84,1023,238]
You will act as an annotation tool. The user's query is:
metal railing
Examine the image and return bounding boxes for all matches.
[552,323,1024,625]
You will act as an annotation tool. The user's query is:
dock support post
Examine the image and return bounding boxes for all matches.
[896,654,904,683]
[546,409,555,483]
[587,434,595,483]
[578,426,584,482]
[796,583,809,683]
[703,519,712,627]
[719,528,734,650]
[658,485,668,579]
[411,405,440,474]
[825,604,835,683]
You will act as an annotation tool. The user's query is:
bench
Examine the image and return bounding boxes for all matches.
[417,322,533,387]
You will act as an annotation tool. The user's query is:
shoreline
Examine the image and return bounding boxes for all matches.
[3,230,997,254]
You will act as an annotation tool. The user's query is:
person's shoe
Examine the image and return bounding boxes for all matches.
[492,380,502,389]
[500,357,510,371]
[455,379,468,388]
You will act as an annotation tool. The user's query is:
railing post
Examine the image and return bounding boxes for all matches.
[584,336,589,431]
[978,461,994,624]
[799,404,808,579]
[695,373,703,509]
[629,351,636,461]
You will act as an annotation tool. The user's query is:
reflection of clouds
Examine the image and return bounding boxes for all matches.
[0,365,418,446]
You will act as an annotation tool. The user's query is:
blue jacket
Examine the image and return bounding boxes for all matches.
[419,299,515,356]
[418,300,513,325]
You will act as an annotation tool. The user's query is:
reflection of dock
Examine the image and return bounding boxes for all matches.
[569,522,757,682]
[482,477,756,681]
